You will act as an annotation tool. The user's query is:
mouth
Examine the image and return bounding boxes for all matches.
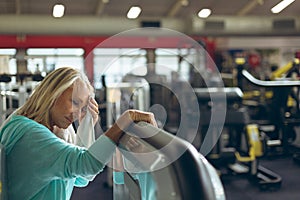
[65,116,73,124]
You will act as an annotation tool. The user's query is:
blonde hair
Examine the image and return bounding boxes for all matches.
[17,67,94,129]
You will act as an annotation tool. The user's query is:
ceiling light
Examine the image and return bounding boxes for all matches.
[271,0,295,14]
[127,6,142,19]
[53,4,65,18]
[198,8,212,18]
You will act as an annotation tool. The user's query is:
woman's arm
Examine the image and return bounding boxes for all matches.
[104,109,157,144]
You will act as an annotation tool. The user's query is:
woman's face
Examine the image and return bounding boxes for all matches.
[50,81,90,129]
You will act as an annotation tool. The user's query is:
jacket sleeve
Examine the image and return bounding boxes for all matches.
[13,124,116,182]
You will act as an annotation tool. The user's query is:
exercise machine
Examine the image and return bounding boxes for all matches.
[113,122,226,200]
[242,70,300,154]
[242,69,300,166]
[195,87,282,190]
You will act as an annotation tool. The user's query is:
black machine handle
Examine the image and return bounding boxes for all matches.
[118,122,225,200]
[242,70,300,87]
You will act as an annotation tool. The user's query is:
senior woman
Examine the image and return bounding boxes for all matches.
[0,67,156,200]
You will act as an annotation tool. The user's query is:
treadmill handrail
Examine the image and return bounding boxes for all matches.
[242,70,300,87]
[118,122,225,200]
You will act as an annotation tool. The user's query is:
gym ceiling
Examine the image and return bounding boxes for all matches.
[0,0,299,36]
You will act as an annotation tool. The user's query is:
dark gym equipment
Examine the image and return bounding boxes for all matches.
[242,70,300,154]
[114,122,226,200]
[195,87,282,190]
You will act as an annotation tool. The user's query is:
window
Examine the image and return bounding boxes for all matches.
[26,48,84,73]
[0,49,17,74]
[93,47,204,88]
[93,48,146,89]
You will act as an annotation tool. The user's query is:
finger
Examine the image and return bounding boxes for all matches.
[90,97,98,106]
[146,112,157,127]
[87,105,99,125]
[126,137,140,150]
[89,99,99,115]
[128,137,139,146]
[150,116,158,127]
[129,110,157,127]
[140,112,157,126]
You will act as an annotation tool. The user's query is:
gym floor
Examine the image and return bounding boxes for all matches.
[70,154,300,200]
[224,154,300,200]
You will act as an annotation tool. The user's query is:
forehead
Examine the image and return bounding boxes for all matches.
[72,80,90,100]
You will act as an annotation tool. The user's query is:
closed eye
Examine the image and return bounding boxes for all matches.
[72,100,80,107]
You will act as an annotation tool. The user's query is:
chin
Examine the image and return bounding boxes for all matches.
[59,123,71,129]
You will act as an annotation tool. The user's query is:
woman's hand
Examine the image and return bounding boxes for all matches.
[116,109,157,131]
[87,97,100,126]
[105,109,157,144]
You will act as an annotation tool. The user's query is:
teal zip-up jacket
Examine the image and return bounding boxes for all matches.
[0,115,116,200]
